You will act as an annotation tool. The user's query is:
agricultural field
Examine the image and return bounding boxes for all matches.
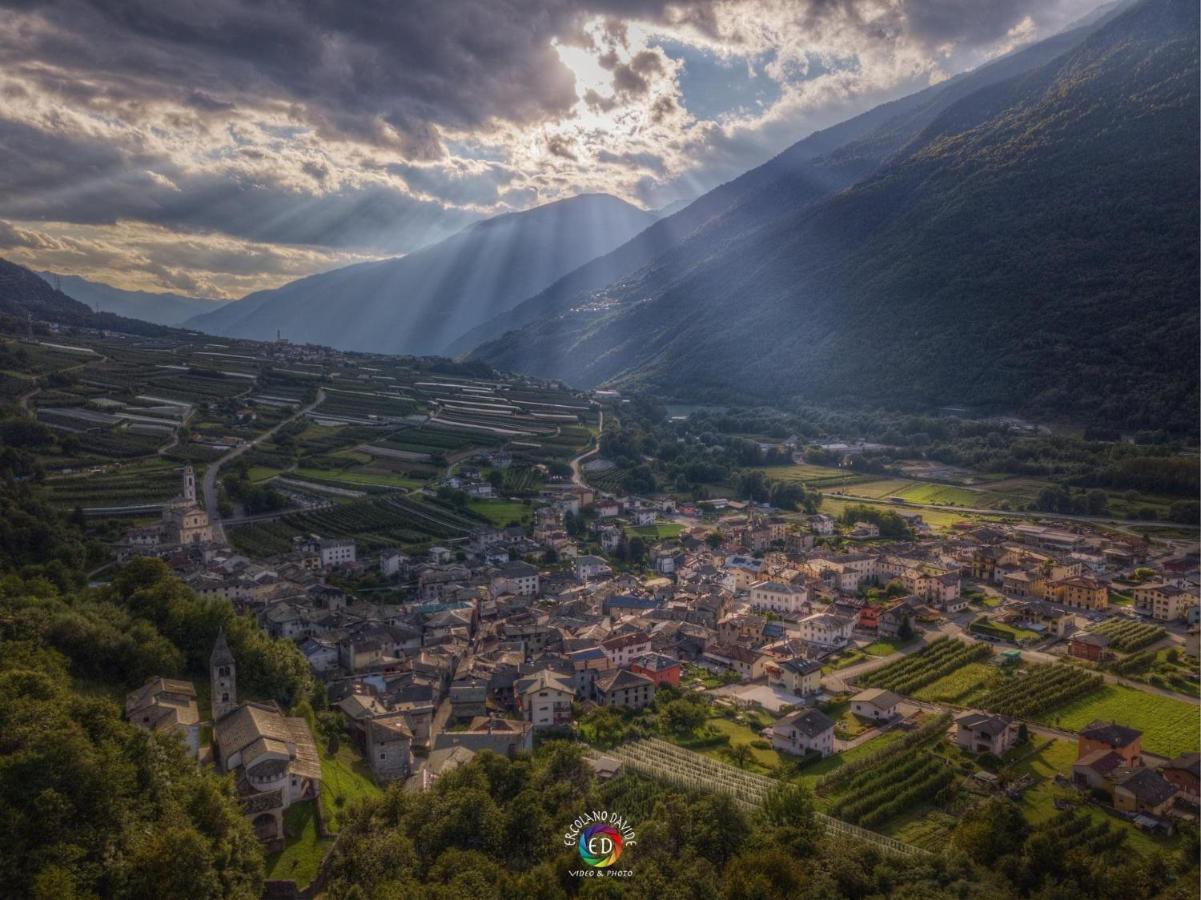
[820,495,974,530]
[293,467,424,491]
[816,715,956,829]
[1111,648,1199,696]
[754,463,879,490]
[39,458,185,509]
[863,638,992,695]
[911,662,999,705]
[1092,618,1167,652]
[977,664,1103,719]
[467,499,531,526]
[229,494,480,556]
[1037,685,1199,758]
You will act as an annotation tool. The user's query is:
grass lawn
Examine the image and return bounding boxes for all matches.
[467,499,531,526]
[793,730,906,795]
[246,465,282,483]
[1037,685,1200,758]
[862,637,917,657]
[1013,739,1178,857]
[623,522,686,540]
[702,716,779,771]
[912,662,999,705]
[264,800,332,887]
[319,743,383,832]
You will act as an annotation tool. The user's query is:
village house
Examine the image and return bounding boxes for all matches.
[1131,582,1198,622]
[795,612,855,648]
[574,554,612,581]
[1047,575,1109,610]
[1078,721,1142,766]
[515,670,575,729]
[1069,631,1111,662]
[769,657,822,696]
[433,716,533,756]
[601,631,654,668]
[629,653,682,687]
[702,643,769,681]
[771,708,835,757]
[851,688,902,722]
[595,668,657,709]
[125,677,201,758]
[1110,767,1178,817]
[748,580,808,615]
[953,711,1018,756]
[1160,753,1200,805]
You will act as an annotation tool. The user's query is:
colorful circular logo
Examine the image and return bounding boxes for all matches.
[578,823,624,867]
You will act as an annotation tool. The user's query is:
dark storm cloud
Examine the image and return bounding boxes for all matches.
[0,0,723,152]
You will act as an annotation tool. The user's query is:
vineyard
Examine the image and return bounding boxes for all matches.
[976,664,1102,718]
[40,461,183,508]
[1091,619,1167,652]
[229,494,478,556]
[605,738,929,857]
[862,638,992,695]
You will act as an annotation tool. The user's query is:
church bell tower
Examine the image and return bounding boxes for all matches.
[210,628,237,721]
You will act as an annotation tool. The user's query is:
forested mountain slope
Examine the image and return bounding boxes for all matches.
[473,0,1198,433]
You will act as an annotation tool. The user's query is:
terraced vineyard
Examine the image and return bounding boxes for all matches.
[229,494,478,556]
[862,638,992,695]
[40,460,184,509]
[977,664,1103,718]
[817,714,956,830]
[1091,619,1167,652]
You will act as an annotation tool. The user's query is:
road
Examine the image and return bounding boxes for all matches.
[570,408,603,487]
[203,388,325,541]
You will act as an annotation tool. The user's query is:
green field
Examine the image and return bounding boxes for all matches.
[623,522,686,540]
[793,730,906,794]
[820,495,974,530]
[467,499,531,526]
[264,800,332,888]
[702,716,780,771]
[319,744,383,831]
[293,467,424,491]
[912,662,998,705]
[1038,685,1199,758]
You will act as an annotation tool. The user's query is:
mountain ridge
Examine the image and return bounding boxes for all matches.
[470,0,1199,433]
[185,192,656,356]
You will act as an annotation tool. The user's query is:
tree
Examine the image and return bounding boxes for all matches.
[726,744,753,768]
[951,796,1028,866]
[660,698,707,735]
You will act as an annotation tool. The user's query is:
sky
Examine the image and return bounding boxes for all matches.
[0,0,1103,300]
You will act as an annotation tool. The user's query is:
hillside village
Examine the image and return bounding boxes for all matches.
[2,323,1198,889]
[53,332,1188,883]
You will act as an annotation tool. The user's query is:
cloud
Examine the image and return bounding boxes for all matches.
[0,0,1104,297]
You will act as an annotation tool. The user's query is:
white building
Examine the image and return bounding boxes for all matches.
[749,581,808,615]
[795,612,855,647]
[319,539,356,568]
[771,708,835,757]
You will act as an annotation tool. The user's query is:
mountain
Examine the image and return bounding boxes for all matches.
[449,12,1111,357]
[471,0,1199,433]
[186,193,656,356]
[38,272,227,326]
[0,258,171,336]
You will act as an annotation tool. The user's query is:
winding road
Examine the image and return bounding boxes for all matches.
[203,388,325,541]
[570,408,603,487]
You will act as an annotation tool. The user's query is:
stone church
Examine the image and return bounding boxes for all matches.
[209,630,322,846]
